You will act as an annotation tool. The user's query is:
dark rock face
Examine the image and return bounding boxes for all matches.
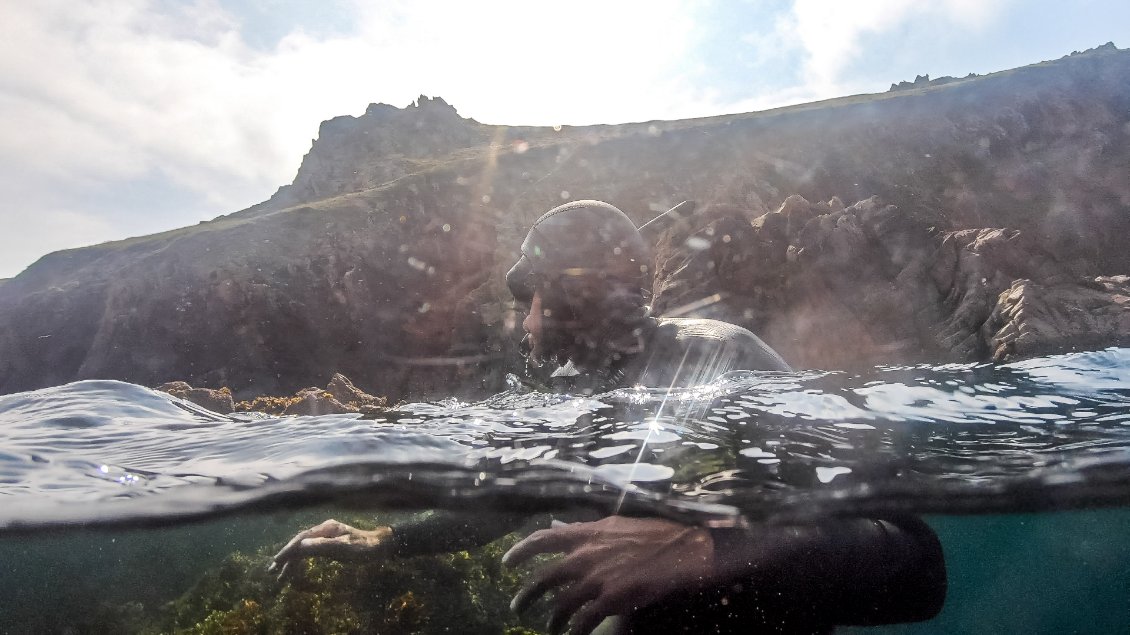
[1,46,1129,398]
[0,179,501,400]
[652,194,1124,370]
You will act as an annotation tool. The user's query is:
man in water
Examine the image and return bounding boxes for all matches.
[502,199,790,391]
[271,200,945,633]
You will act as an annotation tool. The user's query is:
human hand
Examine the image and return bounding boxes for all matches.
[502,516,715,635]
[268,518,393,580]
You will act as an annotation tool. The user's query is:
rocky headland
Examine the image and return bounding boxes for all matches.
[1,45,1128,401]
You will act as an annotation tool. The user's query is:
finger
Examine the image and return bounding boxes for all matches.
[510,560,581,614]
[503,526,586,567]
[275,560,292,583]
[272,520,343,564]
[600,615,628,635]
[272,533,309,567]
[547,581,601,634]
[293,536,351,559]
[569,596,621,635]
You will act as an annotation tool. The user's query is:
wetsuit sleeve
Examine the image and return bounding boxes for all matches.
[708,515,946,626]
[387,511,531,557]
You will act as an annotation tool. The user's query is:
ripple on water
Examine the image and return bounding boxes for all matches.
[0,349,1129,528]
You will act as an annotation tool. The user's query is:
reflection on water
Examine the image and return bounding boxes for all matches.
[1,348,1128,528]
[0,348,1128,632]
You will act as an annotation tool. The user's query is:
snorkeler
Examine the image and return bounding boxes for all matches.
[505,199,790,391]
[271,200,946,633]
[500,201,945,632]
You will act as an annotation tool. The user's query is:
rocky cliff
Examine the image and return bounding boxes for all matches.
[1,46,1128,399]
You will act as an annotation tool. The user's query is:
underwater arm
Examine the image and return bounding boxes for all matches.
[270,511,530,578]
[707,515,946,626]
[386,510,530,557]
[269,518,394,578]
[503,515,945,633]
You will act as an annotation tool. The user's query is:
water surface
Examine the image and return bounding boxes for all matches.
[1,348,1129,633]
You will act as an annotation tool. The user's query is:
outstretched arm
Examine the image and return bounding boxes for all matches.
[503,515,945,634]
[270,511,531,579]
[707,515,946,627]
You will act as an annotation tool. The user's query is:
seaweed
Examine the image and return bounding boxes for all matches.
[137,516,546,635]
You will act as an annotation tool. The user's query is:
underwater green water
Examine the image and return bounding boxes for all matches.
[852,509,1130,634]
[2,507,1129,633]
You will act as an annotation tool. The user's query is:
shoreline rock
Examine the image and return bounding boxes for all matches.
[158,373,388,416]
[984,276,1130,361]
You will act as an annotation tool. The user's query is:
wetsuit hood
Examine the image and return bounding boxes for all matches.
[506,200,650,305]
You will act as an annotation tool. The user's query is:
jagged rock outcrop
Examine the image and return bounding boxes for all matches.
[1,45,1128,398]
[157,381,235,414]
[160,373,388,416]
[983,276,1130,361]
[271,96,494,207]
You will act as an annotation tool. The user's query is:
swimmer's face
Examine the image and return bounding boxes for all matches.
[521,287,584,367]
[520,283,602,368]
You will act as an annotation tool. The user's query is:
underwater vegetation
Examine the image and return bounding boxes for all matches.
[133,516,545,635]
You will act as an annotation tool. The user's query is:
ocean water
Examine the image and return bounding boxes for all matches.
[1,348,1129,633]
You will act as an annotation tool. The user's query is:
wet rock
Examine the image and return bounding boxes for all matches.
[156,381,234,414]
[983,276,1130,361]
[231,373,388,416]
[281,387,354,416]
[326,372,385,409]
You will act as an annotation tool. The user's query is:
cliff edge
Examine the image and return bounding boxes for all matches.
[1,45,1127,399]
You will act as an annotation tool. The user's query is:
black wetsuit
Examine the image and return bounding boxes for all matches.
[629,516,946,634]
[389,318,945,632]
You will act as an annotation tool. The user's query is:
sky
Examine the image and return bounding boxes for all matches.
[1,0,1127,279]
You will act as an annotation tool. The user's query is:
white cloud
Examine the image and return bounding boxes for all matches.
[0,0,1039,278]
[0,207,120,279]
[749,0,1011,97]
[0,0,717,276]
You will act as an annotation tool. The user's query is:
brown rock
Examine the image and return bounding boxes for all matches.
[983,276,1130,361]
[156,381,234,414]
[230,373,388,416]
[282,387,354,416]
[326,372,386,409]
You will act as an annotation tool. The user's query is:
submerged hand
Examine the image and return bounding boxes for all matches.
[268,518,393,580]
[502,516,715,635]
